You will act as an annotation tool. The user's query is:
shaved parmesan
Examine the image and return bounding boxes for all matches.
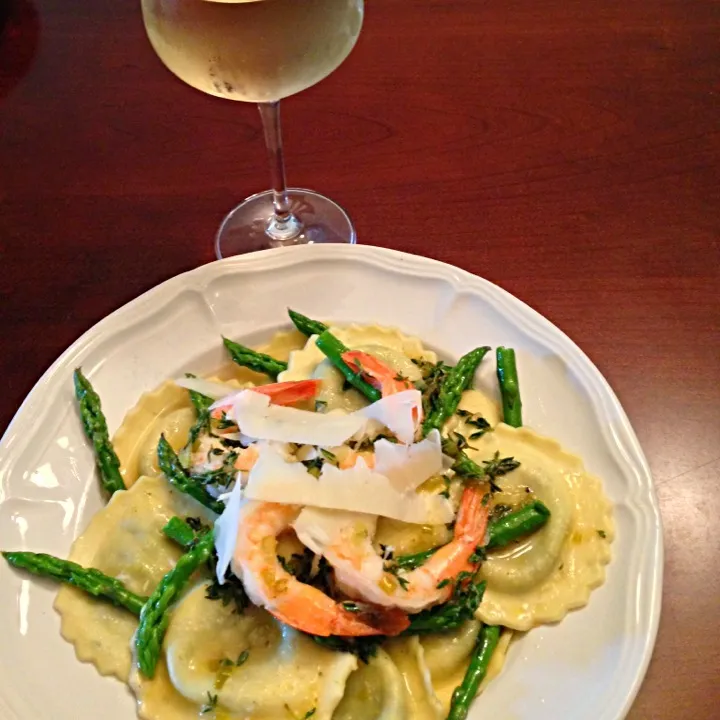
[293,507,378,560]
[356,389,422,445]
[229,390,367,446]
[244,444,454,525]
[213,477,244,584]
[374,429,444,492]
[174,376,239,400]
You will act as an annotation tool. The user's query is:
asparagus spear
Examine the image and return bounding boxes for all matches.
[393,500,551,570]
[487,500,549,549]
[162,517,200,549]
[288,309,328,337]
[157,435,224,515]
[315,330,381,403]
[496,347,522,427]
[73,368,125,496]
[422,347,491,436]
[2,551,146,615]
[136,530,216,678]
[447,624,501,720]
[222,337,288,378]
[188,386,214,415]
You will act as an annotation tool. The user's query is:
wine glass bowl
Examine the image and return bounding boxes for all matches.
[140,0,364,256]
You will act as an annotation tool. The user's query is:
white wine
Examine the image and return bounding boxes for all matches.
[142,0,363,102]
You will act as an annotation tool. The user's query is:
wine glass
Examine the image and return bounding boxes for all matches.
[140,0,364,257]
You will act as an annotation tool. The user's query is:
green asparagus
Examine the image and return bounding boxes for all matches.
[157,435,224,514]
[136,530,216,678]
[447,624,501,720]
[496,347,522,427]
[487,501,550,549]
[222,337,288,378]
[393,500,551,570]
[422,347,491,436]
[162,517,200,549]
[288,309,328,337]
[73,368,125,496]
[2,551,146,615]
[315,330,381,403]
[184,376,214,447]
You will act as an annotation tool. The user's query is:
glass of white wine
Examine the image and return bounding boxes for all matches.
[141,0,364,257]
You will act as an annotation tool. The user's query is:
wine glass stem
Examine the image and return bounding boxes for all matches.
[258,101,302,242]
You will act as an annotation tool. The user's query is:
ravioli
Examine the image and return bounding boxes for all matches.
[465,424,613,630]
[54,475,216,681]
[113,381,196,488]
[134,582,356,720]
[332,649,408,719]
[383,637,443,719]
[419,622,513,713]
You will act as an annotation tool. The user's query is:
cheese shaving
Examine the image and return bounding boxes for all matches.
[229,391,367,446]
[244,443,454,525]
[374,429,444,492]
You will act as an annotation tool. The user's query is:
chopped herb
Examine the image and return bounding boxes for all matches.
[413,359,453,420]
[441,431,476,457]
[201,692,218,714]
[205,572,250,614]
[597,529,607,539]
[482,452,520,491]
[392,547,439,571]
[383,564,410,591]
[301,457,324,478]
[219,436,244,449]
[439,475,452,499]
[490,503,513,520]
[235,649,250,666]
[463,411,492,438]
[436,578,451,589]
[452,450,520,493]
[320,449,338,465]
[310,635,382,664]
[404,572,486,635]
[469,545,487,564]
[186,516,208,533]
[303,711,317,720]
[341,601,361,613]
[215,412,237,431]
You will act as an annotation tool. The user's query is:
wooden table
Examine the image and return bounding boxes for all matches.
[1,0,718,716]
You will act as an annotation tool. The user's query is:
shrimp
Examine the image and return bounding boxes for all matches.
[294,485,490,614]
[233,500,410,637]
[211,379,322,420]
[341,351,414,397]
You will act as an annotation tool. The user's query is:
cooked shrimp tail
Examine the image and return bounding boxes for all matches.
[234,501,410,637]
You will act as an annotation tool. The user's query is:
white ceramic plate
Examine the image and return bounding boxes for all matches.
[0,244,662,720]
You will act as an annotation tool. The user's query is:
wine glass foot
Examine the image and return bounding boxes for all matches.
[215,188,356,259]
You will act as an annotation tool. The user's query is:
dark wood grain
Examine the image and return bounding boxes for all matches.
[1,0,718,716]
